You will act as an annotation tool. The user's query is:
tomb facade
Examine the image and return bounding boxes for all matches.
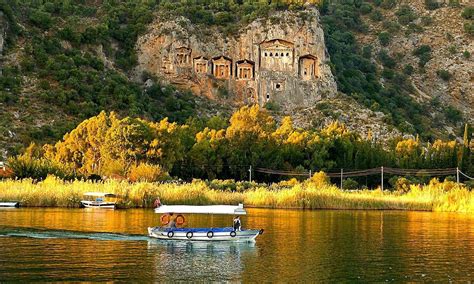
[236,60,255,80]
[259,39,294,72]
[212,56,232,79]
[194,56,209,74]
[175,47,191,66]
[299,55,318,80]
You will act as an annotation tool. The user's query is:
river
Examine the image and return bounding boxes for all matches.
[0,208,473,282]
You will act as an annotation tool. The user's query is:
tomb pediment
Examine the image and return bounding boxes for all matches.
[260,39,294,50]
[176,46,191,53]
[212,56,232,64]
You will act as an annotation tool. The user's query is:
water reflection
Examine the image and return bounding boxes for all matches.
[0,208,473,281]
[146,240,257,281]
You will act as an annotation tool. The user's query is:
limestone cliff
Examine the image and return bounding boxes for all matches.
[358,1,473,126]
[136,8,337,111]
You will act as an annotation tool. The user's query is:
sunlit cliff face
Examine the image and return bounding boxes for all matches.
[136,8,337,109]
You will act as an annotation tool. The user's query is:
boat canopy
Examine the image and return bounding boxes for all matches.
[154,204,247,215]
[83,192,116,197]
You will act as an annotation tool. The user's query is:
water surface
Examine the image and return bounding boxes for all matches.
[0,208,473,282]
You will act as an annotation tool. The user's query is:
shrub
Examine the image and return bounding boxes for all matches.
[360,3,373,14]
[421,16,433,26]
[436,69,452,81]
[448,0,460,7]
[406,23,423,34]
[463,51,471,58]
[466,180,474,189]
[128,163,169,182]
[424,0,440,10]
[448,45,457,55]
[393,177,411,193]
[403,64,414,75]
[396,5,417,25]
[444,106,463,123]
[444,176,456,182]
[310,171,330,188]
[378,32,391,46]
[383,21,401,34]
[464,23,474,36]
[413,45,432,67]
[373,0,383,6]
[342,178,359,190]
[381,0,397,9]
[264,101,281,111]
[461,7,474,20]
[362,45,373,59]
[370,10,383,22]
[28,9,53,29]
[7,155,76,180]
[379,50,397,68]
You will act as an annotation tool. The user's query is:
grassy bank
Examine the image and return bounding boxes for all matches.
[0,176,473,213]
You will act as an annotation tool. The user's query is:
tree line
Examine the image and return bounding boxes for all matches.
[7,106,473,187]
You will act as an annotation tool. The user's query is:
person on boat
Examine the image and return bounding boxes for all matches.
[166,213,177,228]
[233,216,241,231]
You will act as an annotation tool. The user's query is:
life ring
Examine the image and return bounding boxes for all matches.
[207,231,214,238]
[160,214,170,225]
[176,214,185,226]
[230,231,236,237]
[167,231,174,238]
[186,231,193,239]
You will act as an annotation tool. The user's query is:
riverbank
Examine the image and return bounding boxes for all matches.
[0,176,473,212]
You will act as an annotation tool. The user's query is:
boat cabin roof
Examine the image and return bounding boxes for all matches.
[154,204,246,215]
[83,192,117,197]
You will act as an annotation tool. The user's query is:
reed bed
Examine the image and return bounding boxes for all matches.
[0,176,473,213]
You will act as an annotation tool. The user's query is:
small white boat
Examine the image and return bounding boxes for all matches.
[0,202,20,208]
[148,204,264,242]
[80,192,117,209]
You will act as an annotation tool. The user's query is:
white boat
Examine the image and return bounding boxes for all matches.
[148,204,264,242]
[0,202,20,208]
[80,192,117,209]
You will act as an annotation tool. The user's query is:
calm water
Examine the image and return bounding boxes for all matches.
[0,208,473,282]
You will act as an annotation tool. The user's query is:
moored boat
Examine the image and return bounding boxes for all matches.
[80,192,117,209]
[148,204,263,242]
[0,202,20,208]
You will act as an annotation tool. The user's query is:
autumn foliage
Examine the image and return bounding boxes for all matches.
[4,105,474,184]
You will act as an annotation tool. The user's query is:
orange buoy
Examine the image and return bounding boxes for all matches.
[176,214,185,226]
[160,214,170,225]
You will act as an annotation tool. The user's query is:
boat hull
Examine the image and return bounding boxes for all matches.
[0,202,20,208]
[80,201,116,209]
[148,227,262,242]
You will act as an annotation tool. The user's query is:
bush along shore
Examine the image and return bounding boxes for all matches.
[0,174,473,213]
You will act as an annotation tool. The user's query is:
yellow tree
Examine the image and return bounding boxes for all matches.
[147,118,187,172]
[395,138,422,168]
[102,116,153,172]
[188,127,226,179]
[225,105,276,179]
[45,111,115,175]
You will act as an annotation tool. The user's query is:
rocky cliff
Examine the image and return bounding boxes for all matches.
[359,0,473,127]
[136,8,337,111]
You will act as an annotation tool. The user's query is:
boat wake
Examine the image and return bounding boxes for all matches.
[0,227,150,241]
